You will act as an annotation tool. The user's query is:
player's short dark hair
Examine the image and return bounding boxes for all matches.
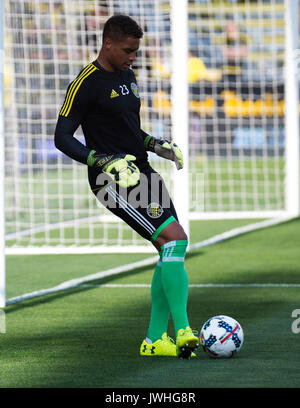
[102,15,143,42]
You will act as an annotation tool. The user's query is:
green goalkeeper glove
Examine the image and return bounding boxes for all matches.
[144,136,183,170]
[87,150,140,188]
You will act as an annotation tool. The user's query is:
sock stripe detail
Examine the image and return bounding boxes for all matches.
[164,246,174,259]
[162,256,185,263]
[162,240,177,249]
[161,240,188,261]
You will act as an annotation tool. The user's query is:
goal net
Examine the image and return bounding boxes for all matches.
[3,0,299,255]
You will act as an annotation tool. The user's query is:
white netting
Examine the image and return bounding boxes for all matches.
[188,0,286,215]
[5,0,173,249]
[4,0,290,251]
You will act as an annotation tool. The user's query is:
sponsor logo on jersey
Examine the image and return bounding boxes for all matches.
[146,202,163,218]
[131,82,140,98]
[110,89,120,99]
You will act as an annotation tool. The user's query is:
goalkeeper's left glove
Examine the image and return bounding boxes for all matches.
[144,136,183,170]
[87,150,140,188]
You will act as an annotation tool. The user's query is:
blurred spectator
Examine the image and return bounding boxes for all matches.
[148,41,171,79]
[4,60,13,108]
[188,51,222,82]
[222,20,247,83]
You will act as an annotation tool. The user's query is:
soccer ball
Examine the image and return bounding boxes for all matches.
[200,315,244,358]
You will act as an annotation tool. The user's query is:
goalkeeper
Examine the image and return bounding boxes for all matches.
[54,15,199,359]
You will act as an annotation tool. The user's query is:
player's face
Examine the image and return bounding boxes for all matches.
[106,36,140,71]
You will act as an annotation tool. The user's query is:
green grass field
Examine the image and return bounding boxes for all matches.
[2,217,300,388]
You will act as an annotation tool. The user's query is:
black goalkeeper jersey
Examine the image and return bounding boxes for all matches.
[55,59,149,167]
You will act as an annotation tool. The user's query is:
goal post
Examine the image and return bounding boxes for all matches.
[284,0,300,217]
[0,0,5,308]
[170,0,190,238]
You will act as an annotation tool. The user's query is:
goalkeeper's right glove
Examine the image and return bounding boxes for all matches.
[87,150,140,188]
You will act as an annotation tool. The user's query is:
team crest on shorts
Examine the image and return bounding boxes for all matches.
[131,82,140,98]
[147,202,163,218]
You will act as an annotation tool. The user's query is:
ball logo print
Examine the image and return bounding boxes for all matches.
[200,315,244,358]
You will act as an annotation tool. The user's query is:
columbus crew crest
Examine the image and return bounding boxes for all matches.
[131,82,140,98]
[146,203,163,218]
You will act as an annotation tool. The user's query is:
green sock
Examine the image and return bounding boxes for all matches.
[146,251,170,342]
[160,240,189,336]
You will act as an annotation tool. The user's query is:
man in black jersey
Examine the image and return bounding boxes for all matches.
[55,15,199,359]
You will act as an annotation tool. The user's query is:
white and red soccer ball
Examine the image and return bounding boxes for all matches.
[200,315,244,358]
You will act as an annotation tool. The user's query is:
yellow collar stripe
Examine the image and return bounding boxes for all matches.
[60,63,93,116]
[60,64,98,117]
[63,66,98,117]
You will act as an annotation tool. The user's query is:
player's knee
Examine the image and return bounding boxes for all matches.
[154,220,188,248]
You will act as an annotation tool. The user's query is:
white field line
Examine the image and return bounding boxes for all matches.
[5,216,295,306]
[5,215,121,241]
[5,256,159,306]
[188,215,293,251]
[80,283,300,288]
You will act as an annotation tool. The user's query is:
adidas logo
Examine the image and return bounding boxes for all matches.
[110,89,119,99]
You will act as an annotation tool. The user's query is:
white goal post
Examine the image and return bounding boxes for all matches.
[171,0,189,238]
[285,0,300,217]
[0,0,5,307]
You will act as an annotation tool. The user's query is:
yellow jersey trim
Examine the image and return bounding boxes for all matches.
[60,64,98,117]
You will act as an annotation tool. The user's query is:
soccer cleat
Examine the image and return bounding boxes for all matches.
[176,327,199,359]
[140,333,197,357]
